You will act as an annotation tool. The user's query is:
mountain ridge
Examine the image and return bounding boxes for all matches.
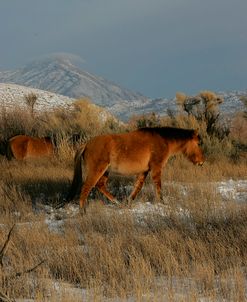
[0,54,246,120]
[0,54,147,106]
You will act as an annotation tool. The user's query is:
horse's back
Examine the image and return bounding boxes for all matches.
[27,137,53,157]
[8,135,53,159]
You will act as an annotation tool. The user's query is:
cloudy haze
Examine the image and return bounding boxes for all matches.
[0,0,246,98]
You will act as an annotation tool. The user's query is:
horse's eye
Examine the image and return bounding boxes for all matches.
[197,135,202,146]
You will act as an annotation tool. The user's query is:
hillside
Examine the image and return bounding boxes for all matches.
[0,83,118,124]
[0,54,246,121]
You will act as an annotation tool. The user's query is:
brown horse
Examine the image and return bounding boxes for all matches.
[66,127,205,211]
[0,135,54,160]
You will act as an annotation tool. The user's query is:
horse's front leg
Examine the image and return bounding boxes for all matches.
[129,171,149,201]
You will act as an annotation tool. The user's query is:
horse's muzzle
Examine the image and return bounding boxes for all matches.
[197,162,204,166]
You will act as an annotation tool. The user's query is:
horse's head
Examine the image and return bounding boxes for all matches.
[183,131,205,166]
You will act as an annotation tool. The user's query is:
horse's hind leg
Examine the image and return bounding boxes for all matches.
[129,171,148,201]
[79,180,95,211]
[95,172,117,203]
[150,167,162,201]
[79,165,109,210]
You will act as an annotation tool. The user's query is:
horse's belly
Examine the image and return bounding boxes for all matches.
[109,158,149,175]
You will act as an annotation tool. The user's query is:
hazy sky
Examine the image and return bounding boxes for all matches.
[0,0,246,98]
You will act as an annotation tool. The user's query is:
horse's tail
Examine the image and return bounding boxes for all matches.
[0,140,7,157]
[66,144,86,202]
[6,140,14,160]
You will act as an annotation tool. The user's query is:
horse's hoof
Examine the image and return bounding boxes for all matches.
[55,200,66,209]
[113,199,120,205]
[79,207,86,216]
[127,197,133,204]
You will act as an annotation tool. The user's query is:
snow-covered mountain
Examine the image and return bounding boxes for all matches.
[0,54,148,107]
[0,54,246,121]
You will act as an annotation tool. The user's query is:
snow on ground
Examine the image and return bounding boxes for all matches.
[14,275,219,302]
[0,83,73,111]
[37,178,247,301]
[0,83,121,124]
[0,179,246,234]
[1,178,246,302]
[40,178,247,233]
[216,179,247,203]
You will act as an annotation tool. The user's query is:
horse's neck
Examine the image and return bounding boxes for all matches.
[167,139,186,155]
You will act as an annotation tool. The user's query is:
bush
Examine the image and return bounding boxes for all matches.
[0,98,124,144]
[175,91,229,139]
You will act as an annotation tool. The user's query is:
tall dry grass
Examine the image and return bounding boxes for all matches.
[0,98,124,143]
[0,151,246,301]
[0,103,246,301]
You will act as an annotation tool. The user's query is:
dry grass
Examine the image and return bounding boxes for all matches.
[231,113,247,142]
[0,100,124,143]
[0,151,246,301]
[0,105,246,300]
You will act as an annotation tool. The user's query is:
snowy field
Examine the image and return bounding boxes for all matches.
[1,178,246,302]
[42,179,247,232]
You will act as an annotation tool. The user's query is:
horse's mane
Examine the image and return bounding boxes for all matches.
[139,127,195,140]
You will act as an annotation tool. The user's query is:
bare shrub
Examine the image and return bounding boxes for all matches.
[0,106,40,139]
[129,112,162,129]
[175,90,228,139]
[24,92,38,117]
[231,113,247,143]
[240,94,247,120]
